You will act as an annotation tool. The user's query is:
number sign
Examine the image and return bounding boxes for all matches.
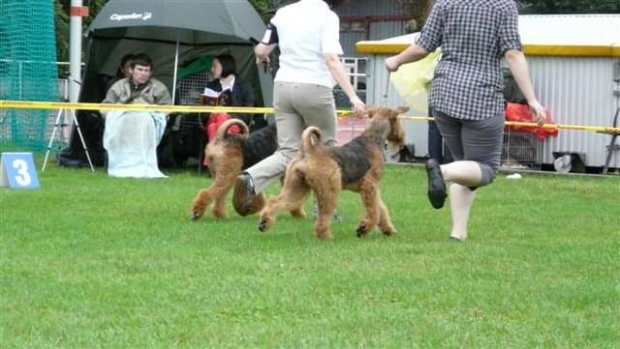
[0,153,40,190]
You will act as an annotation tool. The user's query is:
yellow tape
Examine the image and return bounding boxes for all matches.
[398,116,620,135]
[0,100,356,116]
[1,100,619,135]
[1,100,271,114]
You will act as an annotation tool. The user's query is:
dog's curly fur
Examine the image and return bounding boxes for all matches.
[191,119,278,220]
[258,107,408,239]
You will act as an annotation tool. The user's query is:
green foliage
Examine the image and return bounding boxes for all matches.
[519,0,620,14]
[1,165,619,347]
[409,0,619,30]
[54,0,277,74]
[54,0,107,77]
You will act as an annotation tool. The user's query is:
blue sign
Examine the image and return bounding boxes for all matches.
[0,153,40,190]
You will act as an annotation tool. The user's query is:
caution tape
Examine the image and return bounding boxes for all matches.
[0,100,275,115]
[397,116,620,136]
[1,100,619,135]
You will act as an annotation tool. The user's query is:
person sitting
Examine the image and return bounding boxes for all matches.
[102,53,172,178]
[205,54,255,127]
[104,53,136,92]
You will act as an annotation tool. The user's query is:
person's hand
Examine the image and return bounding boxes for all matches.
[256,55,269,67]
[528,99,546,126]
[349,96,365,117]
[385,56,401,72]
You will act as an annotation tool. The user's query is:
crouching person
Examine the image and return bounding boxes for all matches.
[102,53,171,178]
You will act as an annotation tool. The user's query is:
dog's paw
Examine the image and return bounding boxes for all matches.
[381,228,397,237]
[258,220,269,232]
[356,222,372,238]
[212,209,229,220]
[191,211,204,221]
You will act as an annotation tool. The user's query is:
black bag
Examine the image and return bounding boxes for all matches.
[158,113,207,168]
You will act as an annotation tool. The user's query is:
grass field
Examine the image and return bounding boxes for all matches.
[1,163,618,348]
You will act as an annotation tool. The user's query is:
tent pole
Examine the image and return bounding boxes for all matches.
[171,35,180,104]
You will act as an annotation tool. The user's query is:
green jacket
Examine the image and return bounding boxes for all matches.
[103,77,171,107]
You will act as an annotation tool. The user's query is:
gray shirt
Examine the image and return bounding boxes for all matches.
[416,0,522,120]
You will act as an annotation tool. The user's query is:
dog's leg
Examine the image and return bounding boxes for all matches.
[211,169,238,219]
[377,193,397,236]
[191,170,237,220]
[356,179,380,237]
[259,166,310,232]
[191,146,242,220]
[311,176,341,240]
[191,188,215,221]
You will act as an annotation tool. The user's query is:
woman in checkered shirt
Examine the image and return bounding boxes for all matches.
[386,0,546,242]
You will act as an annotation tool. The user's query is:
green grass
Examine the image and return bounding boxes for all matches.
[1,163,618,348]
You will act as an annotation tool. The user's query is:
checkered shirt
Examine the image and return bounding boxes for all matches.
[416,0,522,120]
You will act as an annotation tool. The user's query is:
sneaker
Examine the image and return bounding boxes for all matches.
[449,236,464,243]
[425,159,447,209]
[234,172,256,211]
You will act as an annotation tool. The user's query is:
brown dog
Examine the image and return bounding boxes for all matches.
[191,119,278,220]
[258,106,408,239]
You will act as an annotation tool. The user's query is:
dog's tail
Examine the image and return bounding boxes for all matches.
[300,126,322,156]
[215,119,250,141]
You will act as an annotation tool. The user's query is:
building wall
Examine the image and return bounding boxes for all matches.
[529,56,620,168]
[336,0,410,56]
[366,53,620,168]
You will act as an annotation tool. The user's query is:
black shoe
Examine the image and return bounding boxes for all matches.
[235,173,256,211]
[425,159,447,209]
[449,236,464,243]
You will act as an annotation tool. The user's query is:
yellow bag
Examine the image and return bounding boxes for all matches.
[390,50,442,115]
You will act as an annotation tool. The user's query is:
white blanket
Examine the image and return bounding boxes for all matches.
[103,111,167,178]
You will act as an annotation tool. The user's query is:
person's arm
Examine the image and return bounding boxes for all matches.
[504,51,546,125]
[156,83,172,105]
[101,81,122,118]
[255,43,276,67]
[324,53,365,117]
[385,44,430,72]
[387,1,441,72]
[102,83,120,104]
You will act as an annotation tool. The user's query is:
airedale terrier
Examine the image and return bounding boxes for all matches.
[258,106,408,239]
[191,119,278,220]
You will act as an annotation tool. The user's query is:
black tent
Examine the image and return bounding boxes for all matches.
[60,0,271,167]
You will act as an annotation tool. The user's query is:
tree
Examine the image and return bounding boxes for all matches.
[54,0,281,74]
[518,0,619,14]
[55,0,107,76]
[405,0,619,31]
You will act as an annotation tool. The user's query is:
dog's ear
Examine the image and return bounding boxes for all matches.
[365,106,378,118]
[390,106,409,120]
[395,106,409,114]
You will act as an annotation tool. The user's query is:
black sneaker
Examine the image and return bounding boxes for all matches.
[425,159,447,209]
[234,173,256,212]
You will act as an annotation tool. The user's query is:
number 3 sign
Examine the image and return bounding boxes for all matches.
[0,153,40,190]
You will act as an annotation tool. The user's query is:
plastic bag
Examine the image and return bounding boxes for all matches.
[390,50,442,115]
[505,103,558,140]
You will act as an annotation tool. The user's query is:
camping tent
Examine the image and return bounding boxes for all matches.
[60,0,271,167]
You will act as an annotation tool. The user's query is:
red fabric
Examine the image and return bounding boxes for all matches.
[203,113,241,166]
[505,103,558,140]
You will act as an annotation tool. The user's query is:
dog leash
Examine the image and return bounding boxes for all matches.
[382,72,391,107]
